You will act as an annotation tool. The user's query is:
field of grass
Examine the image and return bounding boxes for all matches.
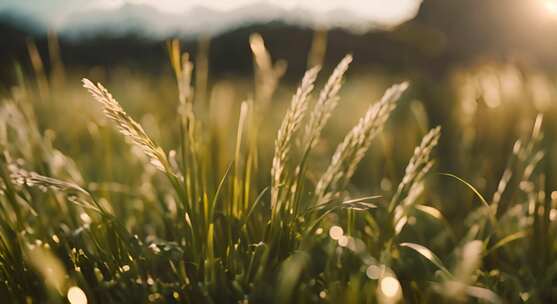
[1,35,556,303]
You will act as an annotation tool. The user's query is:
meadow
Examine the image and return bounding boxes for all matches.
[0,34,556,303]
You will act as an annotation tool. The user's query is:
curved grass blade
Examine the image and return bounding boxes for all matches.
[465,286,502,304]
[400,242,453,279]
[439,173,489,209]
[307,195,381,212]
[485,231,528,256]
[439,173,496,226]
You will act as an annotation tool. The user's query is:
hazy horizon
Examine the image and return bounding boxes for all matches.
[0,0,423,36]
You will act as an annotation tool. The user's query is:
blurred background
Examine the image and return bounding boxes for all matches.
[2,0,557,82]
[2,0,557,222]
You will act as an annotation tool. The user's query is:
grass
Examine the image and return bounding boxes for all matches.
[0,34,556,303]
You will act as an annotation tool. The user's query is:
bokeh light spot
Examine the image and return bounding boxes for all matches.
[380,276,401,298]
[67,286,88,304]
[329,226,344,240]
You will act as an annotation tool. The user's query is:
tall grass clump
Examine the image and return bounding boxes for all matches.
[0,33,556,304]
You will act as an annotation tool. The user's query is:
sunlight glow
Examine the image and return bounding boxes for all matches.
[545,0,557,14]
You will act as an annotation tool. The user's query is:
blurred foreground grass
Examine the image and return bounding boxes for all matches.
[0,35,556,303]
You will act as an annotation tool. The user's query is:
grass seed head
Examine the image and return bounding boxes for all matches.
[82,78,170,174]
[271,66,320,208]
[315,82,408,205]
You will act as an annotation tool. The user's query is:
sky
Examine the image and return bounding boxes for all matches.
[0,0,423,35]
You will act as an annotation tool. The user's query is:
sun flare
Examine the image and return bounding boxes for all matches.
[544,0,557,14]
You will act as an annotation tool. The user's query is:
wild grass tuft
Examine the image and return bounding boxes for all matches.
[1,34,555,304]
